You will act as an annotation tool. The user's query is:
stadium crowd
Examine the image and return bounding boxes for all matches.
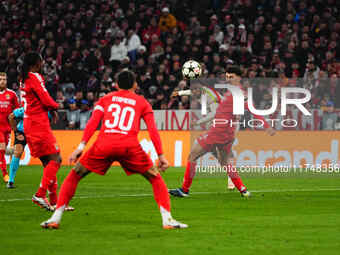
[1,0,340,129]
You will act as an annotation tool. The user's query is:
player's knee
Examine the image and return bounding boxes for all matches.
[142,167,161,181]
[51,153,62,164]
[226,155,233,164]
[147,166,160,177]
[216,151,226,165]
[220,154,229,165]
[14,145,24,157]
[74,162,90,178]
[188,152,197,162]
[56,156,62,164]
[14,151,23,158]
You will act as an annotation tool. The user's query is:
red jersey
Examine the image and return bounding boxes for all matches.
[209,86,269,141]
[82,90,163,155]
[209,90,238,138]
[0,88,20,132]
[20,72,59,121]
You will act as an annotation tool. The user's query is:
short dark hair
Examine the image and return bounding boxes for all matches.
[117,70,136,90]
[20,52,42,82]
[226,66,242,76]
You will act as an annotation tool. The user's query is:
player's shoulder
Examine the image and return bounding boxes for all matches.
[113,90,148,105]
[224,84,245,95]
[133,93,152,111]
[29,72,44,81]
[94,92,119,108]
[100,92,116,102]
[6,89,17,96]
[134,92,148,103]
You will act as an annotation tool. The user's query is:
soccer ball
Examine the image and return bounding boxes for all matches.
[182,60,202,79]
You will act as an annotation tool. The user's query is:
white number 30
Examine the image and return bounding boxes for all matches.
[105,104,135,131]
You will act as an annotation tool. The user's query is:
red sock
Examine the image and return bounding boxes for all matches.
[56,169,82,209]
[0,150,7,176]
[226,164,246,192]
[182,161,196,193]
[36,160,60,198]
[48,180,58,205]
[148,174,171,212]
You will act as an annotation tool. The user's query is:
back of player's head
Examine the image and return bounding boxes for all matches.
[20,52,43,82]
[117,70,136,90]
[226,66,242,77]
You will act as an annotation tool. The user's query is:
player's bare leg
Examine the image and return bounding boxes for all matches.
[216,146,250,197]
[169,141,207,197]
[41,162,89,229]
[0,142,9,183]
[227,176,235,190]
[5,146,14,155]
[142,167,188,229]
[7,143,24,189]
[224,151,235,190]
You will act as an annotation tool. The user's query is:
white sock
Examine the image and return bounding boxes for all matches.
[160,206,172,224]
[228,176,235,188]
[49,205,65,223]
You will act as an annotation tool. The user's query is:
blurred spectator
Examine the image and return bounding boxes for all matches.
[74,91,84,108]
[158,7,177,32]
[79,99,92,130]
[110,35,128,73]
[66,99,80,129]
[59,58,76,92]
[56,90,66,109]
[87,73,100,92]
[126,29,141,63]
[142,17,161,44]
[86,91,95,109]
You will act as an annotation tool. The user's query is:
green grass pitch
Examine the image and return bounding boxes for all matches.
[1,166,340,255]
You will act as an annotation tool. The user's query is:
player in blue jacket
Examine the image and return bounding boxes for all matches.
[7,107,26,188]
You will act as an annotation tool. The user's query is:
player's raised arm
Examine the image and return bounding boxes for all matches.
[30,73,59,110]
[69,101,104,164]
[171,89,192,98]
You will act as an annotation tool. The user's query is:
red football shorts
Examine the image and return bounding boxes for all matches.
[0,131,10,146]
[24,119,60,158]
[80,140,153,176]
[197,132,234,155]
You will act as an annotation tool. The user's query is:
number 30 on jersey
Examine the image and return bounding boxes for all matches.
[105,103,135,132]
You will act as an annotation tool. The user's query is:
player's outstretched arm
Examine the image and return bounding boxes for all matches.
[171,90,192,98]
[69,105,104,164]
[178,90,192,96]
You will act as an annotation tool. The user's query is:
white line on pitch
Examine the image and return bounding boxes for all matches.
[1,187,340,203]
